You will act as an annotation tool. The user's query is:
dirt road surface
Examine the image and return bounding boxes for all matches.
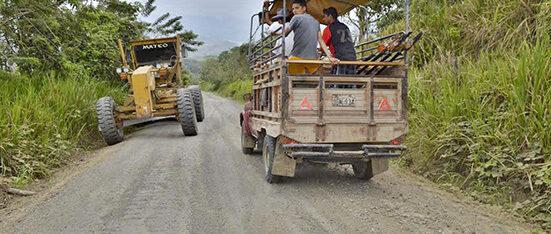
[0,94,532,233]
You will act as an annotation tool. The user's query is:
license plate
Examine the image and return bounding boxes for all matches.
[332,94,356,107]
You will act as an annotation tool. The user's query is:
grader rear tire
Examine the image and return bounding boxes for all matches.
[188,85,205,122]
[352,161,374,181]
[96,97,124,145]
[177,88,198,136]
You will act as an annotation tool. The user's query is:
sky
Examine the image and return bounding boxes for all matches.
[144,0,261,43]
[137,0,366,58]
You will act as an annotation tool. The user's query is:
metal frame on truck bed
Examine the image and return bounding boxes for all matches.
[241,0,419,183]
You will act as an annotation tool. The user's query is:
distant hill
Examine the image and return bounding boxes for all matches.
[187,36,239,60]
[183,59,202,75]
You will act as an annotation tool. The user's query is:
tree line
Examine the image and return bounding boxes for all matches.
[0,0,202,78]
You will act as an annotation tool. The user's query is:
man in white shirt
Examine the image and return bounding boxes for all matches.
[266,9,294,57]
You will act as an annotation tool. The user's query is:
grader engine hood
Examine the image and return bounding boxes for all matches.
[131,66,157,119]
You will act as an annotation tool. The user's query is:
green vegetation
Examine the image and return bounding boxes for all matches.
[0,71,124,186]
[199,44,252,101]
[0,0,201,184]
[403,0,550,227]
[198,0,550,227]
[342,0,404,41]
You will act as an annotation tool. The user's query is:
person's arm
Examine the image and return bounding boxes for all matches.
[318,31,338,64]
[283,27,292,37]
[321,27,332,56]
[262,0,272,25]
[284,16,297,37]
[263,0,271,10]
[263,12,273,25]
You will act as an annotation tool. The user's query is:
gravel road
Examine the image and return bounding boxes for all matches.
[1,94,531,233]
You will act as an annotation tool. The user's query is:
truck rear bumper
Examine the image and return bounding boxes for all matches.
[282,144,406,163]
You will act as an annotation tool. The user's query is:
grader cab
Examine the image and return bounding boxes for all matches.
[96,36,204,145]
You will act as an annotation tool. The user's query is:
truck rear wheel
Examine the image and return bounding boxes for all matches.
[262,135,282,183]
[96,97,124,145]
[353,161,374,181]
[177,88,198,136]
[188,85,205,122]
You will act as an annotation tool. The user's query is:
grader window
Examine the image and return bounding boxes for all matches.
[133,42,178,65]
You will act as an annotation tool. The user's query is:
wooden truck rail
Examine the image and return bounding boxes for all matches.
[251,60,407,126]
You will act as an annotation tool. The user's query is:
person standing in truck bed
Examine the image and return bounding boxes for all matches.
[283,0,337,74]
[266,9,294,58]
[322,7,357,75]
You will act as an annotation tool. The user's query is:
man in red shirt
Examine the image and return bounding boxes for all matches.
[322,25,335,57]
[321,7,357,75]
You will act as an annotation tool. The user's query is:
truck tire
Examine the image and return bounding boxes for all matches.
[241,127,254,154]
[262,135,282,183]
[177,88,198,136]
[188,85,205,122]
[96,97,124,145]
[353,161,374,181]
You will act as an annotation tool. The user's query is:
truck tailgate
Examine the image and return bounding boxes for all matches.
[287,76,406,143]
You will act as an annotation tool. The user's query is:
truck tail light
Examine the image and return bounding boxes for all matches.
[391,135,406,145]
[281,136,299,145]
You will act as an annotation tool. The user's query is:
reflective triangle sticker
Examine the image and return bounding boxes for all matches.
[299,97,313,110]
[378,98,393,111]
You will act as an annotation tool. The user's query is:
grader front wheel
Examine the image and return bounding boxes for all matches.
[96,97,124,145]
[177,88,198,136]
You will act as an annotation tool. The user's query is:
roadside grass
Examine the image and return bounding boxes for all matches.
[403,35,551,227]
[400,0,551,227]
[198,44,252,102]
[205,79,252,103]
[409,0,551,66]
[0,71,125,186]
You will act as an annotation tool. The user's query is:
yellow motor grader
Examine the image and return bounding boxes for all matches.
[96,36,204,145]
